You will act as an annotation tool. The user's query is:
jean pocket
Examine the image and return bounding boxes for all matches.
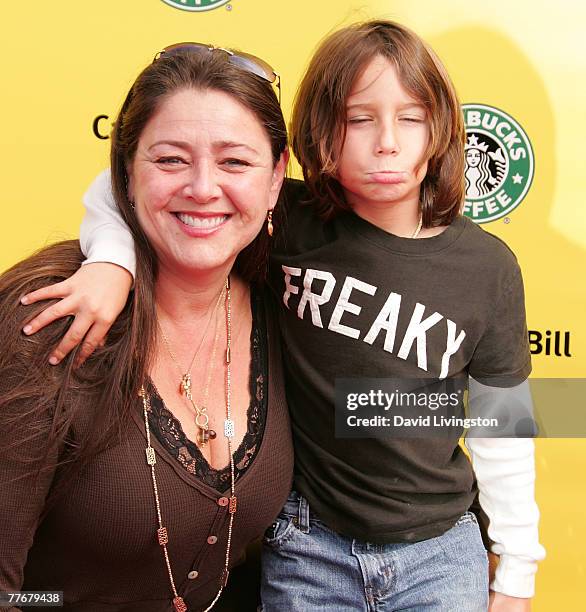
[438,511,488,569]
[262,514,296,547]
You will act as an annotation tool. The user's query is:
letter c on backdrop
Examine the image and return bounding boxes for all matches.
[93,115,110,140]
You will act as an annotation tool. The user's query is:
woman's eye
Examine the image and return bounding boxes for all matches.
[155,156,186,165]
[222,158,250,168]
[400,116,426,124]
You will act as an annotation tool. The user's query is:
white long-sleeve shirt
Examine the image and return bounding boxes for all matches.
[80,169,545,598]
[80,170,136,273]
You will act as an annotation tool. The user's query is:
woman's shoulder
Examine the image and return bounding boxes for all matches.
[0,240,95,432]
[0,240,84,301]
[0,242,88,477]
[0,241,84,364]
[0,240,132,483]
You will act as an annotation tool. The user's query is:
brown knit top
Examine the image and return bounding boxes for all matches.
[0,289,293,612]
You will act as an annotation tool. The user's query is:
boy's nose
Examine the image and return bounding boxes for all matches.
[376,123,400,155]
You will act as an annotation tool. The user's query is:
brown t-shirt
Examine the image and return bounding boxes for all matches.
[0,288,293,611]
[269,179,531,543]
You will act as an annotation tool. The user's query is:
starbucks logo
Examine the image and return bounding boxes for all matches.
[161,0,231,12]
[462,104,534,224]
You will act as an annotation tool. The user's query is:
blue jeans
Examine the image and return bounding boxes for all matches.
[261,491,489,611]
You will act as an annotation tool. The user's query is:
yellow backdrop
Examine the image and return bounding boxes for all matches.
[2,1,585,608]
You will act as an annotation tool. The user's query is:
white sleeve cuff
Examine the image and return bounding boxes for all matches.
[81,234,136,275]
[492,553,539,598]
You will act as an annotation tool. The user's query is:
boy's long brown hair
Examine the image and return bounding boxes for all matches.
[0,49,287,508]
[291,20,465,227]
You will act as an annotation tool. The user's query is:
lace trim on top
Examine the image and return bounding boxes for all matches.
[146,288,268,492]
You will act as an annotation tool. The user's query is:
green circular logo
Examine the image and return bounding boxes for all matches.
[462,104,534,224]
[161,0,231,12]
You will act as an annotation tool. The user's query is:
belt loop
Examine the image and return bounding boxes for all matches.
[297,494,311,534]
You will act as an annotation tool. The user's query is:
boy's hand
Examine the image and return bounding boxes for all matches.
[21,262,132,365]
[489,591,531,611]
[488,553,531,610]
[488,551,499,584]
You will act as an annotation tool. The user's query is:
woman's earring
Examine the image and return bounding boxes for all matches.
[128,197,135,210]
[266,210,274,237]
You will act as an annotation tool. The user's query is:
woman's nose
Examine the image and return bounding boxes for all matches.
[182,161,222,203]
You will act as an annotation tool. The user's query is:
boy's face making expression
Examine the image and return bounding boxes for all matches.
[337,55,430,218]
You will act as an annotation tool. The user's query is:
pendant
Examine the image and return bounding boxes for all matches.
[197,428,217,446]
[197,429,209,445]
[173,596,188,612]
[180,374,191,396]
[224,419,235,439]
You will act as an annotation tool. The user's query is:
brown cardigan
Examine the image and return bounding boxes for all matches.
[0,293,293,612]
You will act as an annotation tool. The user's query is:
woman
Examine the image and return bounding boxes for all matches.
[0,46,292,611]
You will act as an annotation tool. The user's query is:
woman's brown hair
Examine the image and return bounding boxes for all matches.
[0,242,136,508]
[0,48,287,504]
[290,20,465,226]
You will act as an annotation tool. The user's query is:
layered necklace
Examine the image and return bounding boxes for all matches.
[158,284,226,446]
[140,276,236,612]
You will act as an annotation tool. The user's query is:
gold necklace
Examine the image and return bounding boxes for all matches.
[159,285,225,397]
[140,276,236,612]
[193,297,222,445]
[411,213,423,239]
[159,286,225,445]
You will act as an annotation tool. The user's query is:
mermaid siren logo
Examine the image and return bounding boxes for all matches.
[462,104,534,224]
[161,0,231,12]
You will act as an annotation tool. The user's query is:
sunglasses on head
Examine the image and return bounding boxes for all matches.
[154,43,281,104]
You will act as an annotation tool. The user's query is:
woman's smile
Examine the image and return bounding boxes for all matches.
[173,211,230,236]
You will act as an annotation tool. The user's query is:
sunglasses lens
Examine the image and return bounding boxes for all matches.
[154,44,279,100]
[160,43,210,58]
[229,55,275,83]
[236,51,276,77]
